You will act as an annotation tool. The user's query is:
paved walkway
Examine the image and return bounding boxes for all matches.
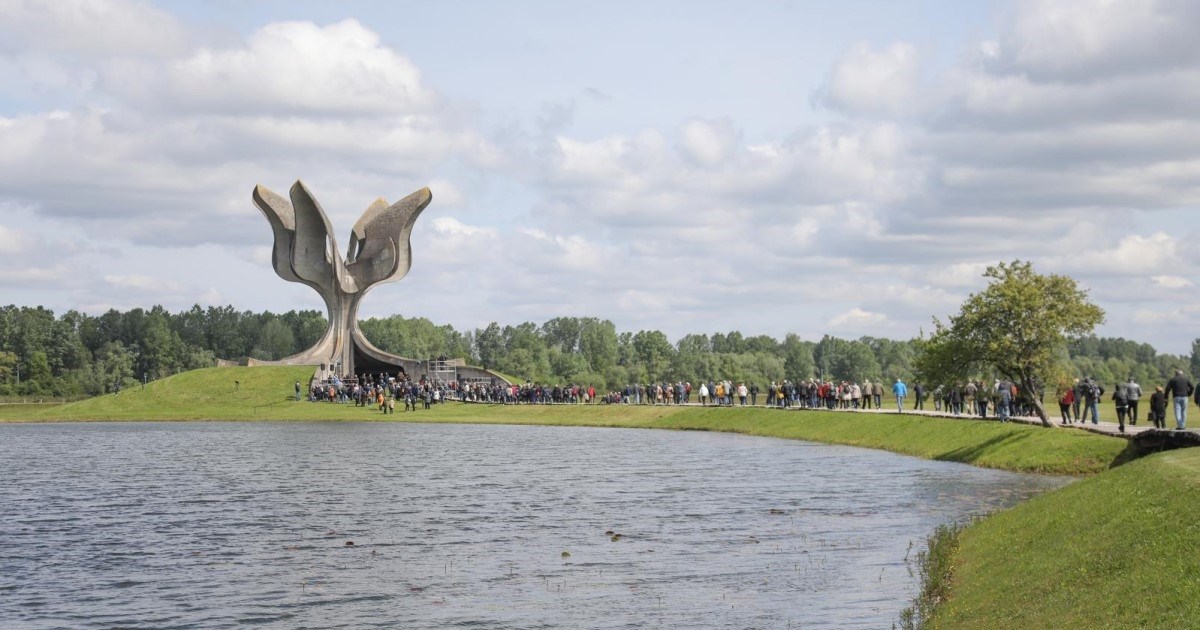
[473,397,1198,440]
[811,404,1160,438]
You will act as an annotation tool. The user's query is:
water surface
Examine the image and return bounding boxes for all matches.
[0,422,1067,628]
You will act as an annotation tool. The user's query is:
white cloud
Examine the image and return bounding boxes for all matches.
[1133,304,1200,326]
[616,289,672,314]
[0,0,190,57]
[995,0,1200,81]
[106,19,436,116]
[0,15,485,250]
[0,223,27,254]
[1058,232,1180,275]
[791,217,819,244]
[104,273,183,292]
[199,287,222,305]
[819,42,919,116]
[515,228,610,273]
[677,119,738,167]
[430,216,494,238]
[927,262,990,288]
[249,246,273,266]
[0,263,74,286]
[550,135,647,186]
[428,180,465,207]
[2,0,1200,354]
[828,308,889,329]
[1151,275,1193,289]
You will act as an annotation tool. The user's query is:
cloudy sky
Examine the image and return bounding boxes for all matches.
[1,0,1198,353]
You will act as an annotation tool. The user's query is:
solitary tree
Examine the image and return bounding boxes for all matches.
[915,260,1105,427]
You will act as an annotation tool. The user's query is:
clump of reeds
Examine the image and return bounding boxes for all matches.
[897,522,964,630]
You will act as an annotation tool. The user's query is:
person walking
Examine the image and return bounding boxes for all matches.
[1149,386,1167,429]
[996,380,1011,422]
[1126,377,1142,426]
[1080,377,1103,425]
[1113,381,1129,433]
[892,378,907,413]
[737,383,748,407]
[1057,384,1075,425]
[1071,378,1084,423]
[1164,369,1193,430]
[913,383,925,410]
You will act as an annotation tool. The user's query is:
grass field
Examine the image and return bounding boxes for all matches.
[928,446,1200,628]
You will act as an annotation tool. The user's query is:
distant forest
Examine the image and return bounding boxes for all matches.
[0,304,1196,397]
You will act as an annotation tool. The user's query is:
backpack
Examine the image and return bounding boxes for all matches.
[1087,382,1101,399]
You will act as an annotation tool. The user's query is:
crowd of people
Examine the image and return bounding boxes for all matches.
[1053,370,1198,432]
[305,372,455,413]
[296,367,1200,431]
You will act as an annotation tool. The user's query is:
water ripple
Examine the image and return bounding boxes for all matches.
[0,422,1066,629]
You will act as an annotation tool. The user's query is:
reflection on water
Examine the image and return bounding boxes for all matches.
[0,422,1067,628]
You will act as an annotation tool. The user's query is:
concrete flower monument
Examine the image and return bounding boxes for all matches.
[250,180,502,383]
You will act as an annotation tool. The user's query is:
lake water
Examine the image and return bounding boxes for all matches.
[0,422,1067,629]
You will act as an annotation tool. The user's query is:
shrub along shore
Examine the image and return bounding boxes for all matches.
[2,366,1195,626]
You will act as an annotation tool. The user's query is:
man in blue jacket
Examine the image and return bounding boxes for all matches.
[892,378,907,413]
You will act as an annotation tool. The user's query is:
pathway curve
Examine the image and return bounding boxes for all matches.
[678,400,1198,440]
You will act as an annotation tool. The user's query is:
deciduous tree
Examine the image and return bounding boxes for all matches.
[915,260,1104,427]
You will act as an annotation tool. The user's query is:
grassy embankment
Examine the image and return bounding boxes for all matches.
[920,446,1200,628]
[0,365,1128,475]
[1,365,1192,625]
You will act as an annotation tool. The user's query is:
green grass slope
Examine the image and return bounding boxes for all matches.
[0,366,1127,475]
[646,407,1127,475]
[931,447,1200,628]
[0,366,319,421]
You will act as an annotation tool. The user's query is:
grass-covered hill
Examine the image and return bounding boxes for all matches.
[928,446,1200,628]
[0,366,320,421]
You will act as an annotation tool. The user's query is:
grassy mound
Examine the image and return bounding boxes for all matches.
[930,447,1200,628]
[0,366,318,421]
[0,366,1126,474]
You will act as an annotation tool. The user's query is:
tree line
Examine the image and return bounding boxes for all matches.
[0,305,324,397]
[0,302,1193,399]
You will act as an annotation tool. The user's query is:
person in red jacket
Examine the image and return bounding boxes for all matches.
[1058,385,1075,425]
